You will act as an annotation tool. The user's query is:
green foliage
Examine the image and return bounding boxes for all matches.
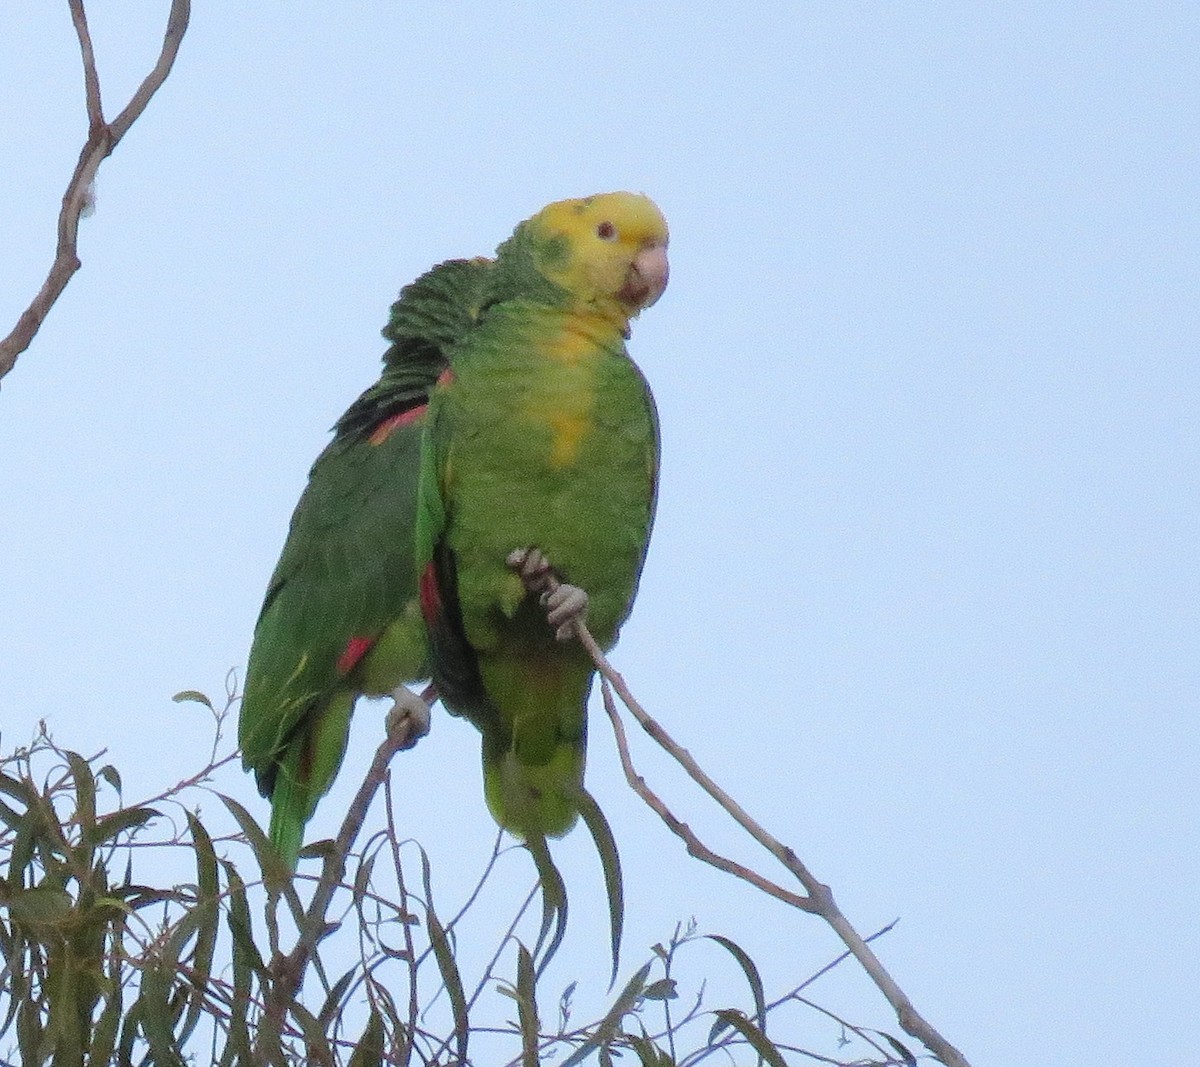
[0,701,913,1066]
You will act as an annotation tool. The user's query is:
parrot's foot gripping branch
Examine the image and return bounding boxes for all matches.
[506,547,589,642]
[385,685,433,749]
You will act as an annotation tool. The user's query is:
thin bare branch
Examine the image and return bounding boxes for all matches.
[563,612,972,1067]
[265,710,422,1016]
[110,0,190,142]
[0,0,191,384]
[67,0,104,129]
[382,775,422,1067]
[599,677,816,913]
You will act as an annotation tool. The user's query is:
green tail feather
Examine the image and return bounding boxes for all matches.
[268,776,306,872]
[268,691,355,871]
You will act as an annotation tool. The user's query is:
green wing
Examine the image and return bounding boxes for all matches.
[239,258,488,867]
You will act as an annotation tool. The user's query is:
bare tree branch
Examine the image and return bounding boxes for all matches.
[265,709,423,1018]
[0,0,191,385]
[68,0,104,129]
[109,0,190,142]
[598,676,817,914]
[559,612,973,1067]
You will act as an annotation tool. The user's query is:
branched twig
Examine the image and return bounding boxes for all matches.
[264,712,423,1030]
[140,751,242,811]
[785,918,899,1000]
[383,776,422,1067]
[598,679,817,914]
[0,0,191,383]
[462,882,539,1014]
[562,613,971,1067]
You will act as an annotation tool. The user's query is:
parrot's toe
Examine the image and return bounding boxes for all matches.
[507,546,588,640]
[506,546,556,595]
[386,686,432,750]
[542,583,588,641]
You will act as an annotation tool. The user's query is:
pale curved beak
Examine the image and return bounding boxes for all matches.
[619,241,670,311]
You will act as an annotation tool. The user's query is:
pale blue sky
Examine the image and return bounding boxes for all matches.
[2,5,1197,1064]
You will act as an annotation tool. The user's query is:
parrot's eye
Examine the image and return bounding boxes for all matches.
[596,221,617,241]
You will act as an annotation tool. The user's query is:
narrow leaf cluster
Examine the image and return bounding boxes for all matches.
[0,707,914,1066]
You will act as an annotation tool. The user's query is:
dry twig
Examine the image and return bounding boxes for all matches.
[563,611,972,1067]
[0,0,191,383]
[266,710,424,1011]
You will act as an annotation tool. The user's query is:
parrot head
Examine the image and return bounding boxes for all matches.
[519,192,670,325]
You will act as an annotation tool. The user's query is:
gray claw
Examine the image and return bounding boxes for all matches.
[386,686,432,750]
[507,546,588,640]
[506,546,555,596]
[542,583,589,641]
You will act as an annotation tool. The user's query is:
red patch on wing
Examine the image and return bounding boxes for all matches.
[419,562,442,625]
[336,636,373,675]
[368,404,427,446]
[436,368,455,388]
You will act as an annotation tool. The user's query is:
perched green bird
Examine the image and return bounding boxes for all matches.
[239,257,489,869]
[240,193,667,867]
[417,191,669,839]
